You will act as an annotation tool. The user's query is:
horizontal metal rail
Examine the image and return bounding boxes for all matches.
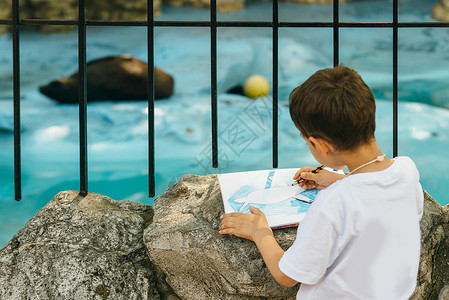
[2,19,449,28]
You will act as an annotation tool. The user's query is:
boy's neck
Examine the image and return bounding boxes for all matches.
[340,140,393,175]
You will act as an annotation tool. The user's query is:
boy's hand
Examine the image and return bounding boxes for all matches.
[219,206,272,242]
[294,166,345,190]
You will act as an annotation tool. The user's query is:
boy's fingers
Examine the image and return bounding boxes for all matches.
[223,212,244,219]
[249,205,262,215]
[301,171,316,180]
[301,180,315,190]
[293,166,316,179]
[219,228,234,235]
[293,170,301,180]
[220,218,235,228]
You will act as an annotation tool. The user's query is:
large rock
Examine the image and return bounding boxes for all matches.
[0,0,161,34]
[144,174,300,299]
[432,0,449,22]
[145,174,449,300]
[410,191,449,300]
[1,178,447,299]
[0,190,176,300]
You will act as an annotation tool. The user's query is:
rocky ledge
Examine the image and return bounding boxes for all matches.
[0,191,177,300]
[143,174,299,299]
[1,175,448,299]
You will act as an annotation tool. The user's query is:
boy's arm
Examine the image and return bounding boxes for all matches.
[219,206,298,287]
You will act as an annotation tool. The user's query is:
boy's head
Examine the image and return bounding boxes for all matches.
[289,65,376,151]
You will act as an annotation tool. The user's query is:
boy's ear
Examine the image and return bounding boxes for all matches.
[308,137,336,156]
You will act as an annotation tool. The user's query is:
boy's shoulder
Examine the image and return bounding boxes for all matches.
[337,155,419,188]
[312,156,421,221]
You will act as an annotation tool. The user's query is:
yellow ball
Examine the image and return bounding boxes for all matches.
[243,75,270,99]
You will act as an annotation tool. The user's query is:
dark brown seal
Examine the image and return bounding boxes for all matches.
[39,56,174,103]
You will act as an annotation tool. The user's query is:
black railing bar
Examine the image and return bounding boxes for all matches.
[0,20,384,28]
[78,0,88,196]
[218,21,449,28]
[12,0,21,201]
[155,20,209,27]
[341,22,449,28]
[2,19,449,28]
[217,21,274,27]
[338,22,394,28]
[20,19,78,26]
[211,0,218,168]
[272,0,279,168]
[158,20,315,27]
[87,20,147,26]
[393,0,398,157]
[333,0,339,67]
[147,0,155,197]
[279,22,332,28]
[398,22,449,27]
[217,20,275,27]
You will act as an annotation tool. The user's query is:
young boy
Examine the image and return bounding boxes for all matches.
[219,65,424,299]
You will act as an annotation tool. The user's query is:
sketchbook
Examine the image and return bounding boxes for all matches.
[218,168,321,229]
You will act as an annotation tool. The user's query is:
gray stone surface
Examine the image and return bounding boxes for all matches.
[410,191,449,300]
[439,284,449,300]
[0,190,174,300]
[145,174,449,300]
[144,174,299,300]
[1,176,447,299]
[432,0,449,22]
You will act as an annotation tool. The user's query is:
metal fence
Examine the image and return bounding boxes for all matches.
[1,0,449,201]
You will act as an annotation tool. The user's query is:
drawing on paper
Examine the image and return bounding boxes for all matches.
[218,168,321,228]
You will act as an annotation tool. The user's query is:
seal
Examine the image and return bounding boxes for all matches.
[39,56,174,103]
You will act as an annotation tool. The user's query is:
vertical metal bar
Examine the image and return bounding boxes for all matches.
[333,0,339,66]
[148,0,155,197]
[393,0,398,157]
[12,0,21,201]
[272,0,278,168]
[211,0,218,168]
[78,0,88,196]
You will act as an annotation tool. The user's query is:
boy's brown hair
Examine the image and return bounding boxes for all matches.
[289,65,376,151]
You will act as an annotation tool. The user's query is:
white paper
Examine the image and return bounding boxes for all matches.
[218,168,320,228]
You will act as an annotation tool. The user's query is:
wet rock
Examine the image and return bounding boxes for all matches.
[0,191,173,300]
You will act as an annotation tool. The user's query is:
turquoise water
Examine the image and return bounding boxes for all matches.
[1,0,449,248]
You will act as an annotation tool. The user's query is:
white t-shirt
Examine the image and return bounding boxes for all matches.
[279,156,424,300]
